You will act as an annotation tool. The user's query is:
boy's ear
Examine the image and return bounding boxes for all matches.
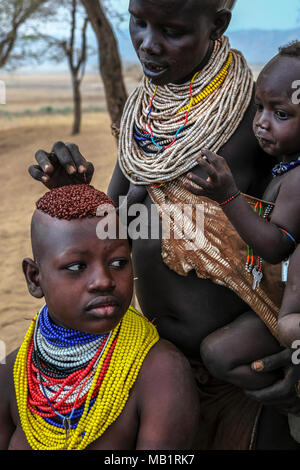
[22,258,44,299]
[210,9,232,41]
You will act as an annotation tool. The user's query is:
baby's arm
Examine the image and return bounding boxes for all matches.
[185,149,299,264]
[278,245,300,348]
[0,351,16,449]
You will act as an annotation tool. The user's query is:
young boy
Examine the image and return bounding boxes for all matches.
[0,184,199,450]
[27,0,300,449]
[185,42,300,392]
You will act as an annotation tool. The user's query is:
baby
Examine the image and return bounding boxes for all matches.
[185,42,300,392]
[0,184,199,450]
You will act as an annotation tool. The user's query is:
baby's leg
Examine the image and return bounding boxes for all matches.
[200,311,282,391]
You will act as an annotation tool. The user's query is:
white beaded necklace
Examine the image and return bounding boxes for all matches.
[118,36,253,185]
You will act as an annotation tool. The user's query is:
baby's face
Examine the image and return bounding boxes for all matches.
[34,213,133,335]
[253,56,300,160]
[129,0,216,85]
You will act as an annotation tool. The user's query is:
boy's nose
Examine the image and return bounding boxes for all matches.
[87,268,116,293]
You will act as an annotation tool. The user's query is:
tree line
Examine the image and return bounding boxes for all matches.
[0,0,128,136]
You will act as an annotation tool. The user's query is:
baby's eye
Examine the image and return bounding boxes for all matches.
[255,103,263,112]
[275,110,289,120]
[66,263,86,272]
[110,259,129,269]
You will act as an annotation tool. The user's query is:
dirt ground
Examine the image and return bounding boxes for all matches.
[0,68,139,356]
[0,111,120,356]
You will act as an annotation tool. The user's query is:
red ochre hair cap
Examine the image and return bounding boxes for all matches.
[36,184,116,220]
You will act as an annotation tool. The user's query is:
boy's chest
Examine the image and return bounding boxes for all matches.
[9,388,139,450]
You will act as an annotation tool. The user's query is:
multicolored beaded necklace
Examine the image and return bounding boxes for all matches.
[14,305,159,450]
[133,52,233,188]
[272,157,300,177]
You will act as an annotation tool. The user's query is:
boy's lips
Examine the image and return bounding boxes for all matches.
[85,296,120,317]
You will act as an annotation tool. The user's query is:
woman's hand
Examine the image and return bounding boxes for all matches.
[245,349,300,416]
[28,141,94,189]
[184,149,238,203]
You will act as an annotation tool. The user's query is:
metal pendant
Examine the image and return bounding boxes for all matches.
[252,267,263,290]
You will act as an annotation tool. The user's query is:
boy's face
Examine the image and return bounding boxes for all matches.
[253,56,300,160]
[27,211,133,335]
[129,0,218,85]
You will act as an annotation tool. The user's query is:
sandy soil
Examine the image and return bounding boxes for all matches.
[0,110,118,356]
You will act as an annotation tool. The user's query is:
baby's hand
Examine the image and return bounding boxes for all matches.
[184,149,238,204]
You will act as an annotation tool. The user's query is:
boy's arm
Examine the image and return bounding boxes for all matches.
[185,149,298,264]
[0,351,17,450]
[135,340,199,450]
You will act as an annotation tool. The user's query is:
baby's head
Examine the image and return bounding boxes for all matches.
[253,41,300,161]
[23,185,133,335]
[129,0,235,85]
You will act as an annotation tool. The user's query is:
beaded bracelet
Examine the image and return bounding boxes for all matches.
[279,227,297,247]
[219,190,241,207]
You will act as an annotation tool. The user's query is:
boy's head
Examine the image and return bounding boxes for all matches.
[129,0,235,85]
[253,41,300,160]
[23,185,133,335]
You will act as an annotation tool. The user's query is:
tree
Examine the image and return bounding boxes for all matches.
[81,0,128,136]
[0,0,51,68]
[43,0,90,135]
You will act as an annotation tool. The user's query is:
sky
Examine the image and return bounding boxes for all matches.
[113,0,300,32]
[228,0,299,31]
[5,0,300,72]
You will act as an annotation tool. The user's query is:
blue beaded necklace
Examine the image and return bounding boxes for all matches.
[39,305,106,347]
[272,157,300,177]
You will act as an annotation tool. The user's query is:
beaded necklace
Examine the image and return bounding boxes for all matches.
[14,305,159,450]
[272,157,300,177]
[119,36,253,186]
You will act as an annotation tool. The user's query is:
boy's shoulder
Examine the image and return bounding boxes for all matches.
[132,338,200,449]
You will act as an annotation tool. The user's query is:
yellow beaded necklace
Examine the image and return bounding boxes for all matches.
[14,306,159,450]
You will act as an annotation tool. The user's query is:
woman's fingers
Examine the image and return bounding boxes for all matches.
[65,142,89,173]
[50,141,78,174]
[28,164,49,183]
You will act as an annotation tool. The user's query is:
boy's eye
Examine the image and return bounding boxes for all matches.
[110,259,129,269]
[255,102,263,112]
[275,110,289,120]
[66,263,86,272]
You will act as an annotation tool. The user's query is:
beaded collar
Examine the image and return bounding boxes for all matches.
[272,157,300,177]
[14,305,159,450]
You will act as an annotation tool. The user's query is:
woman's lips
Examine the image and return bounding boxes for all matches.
[142,61,168,78]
